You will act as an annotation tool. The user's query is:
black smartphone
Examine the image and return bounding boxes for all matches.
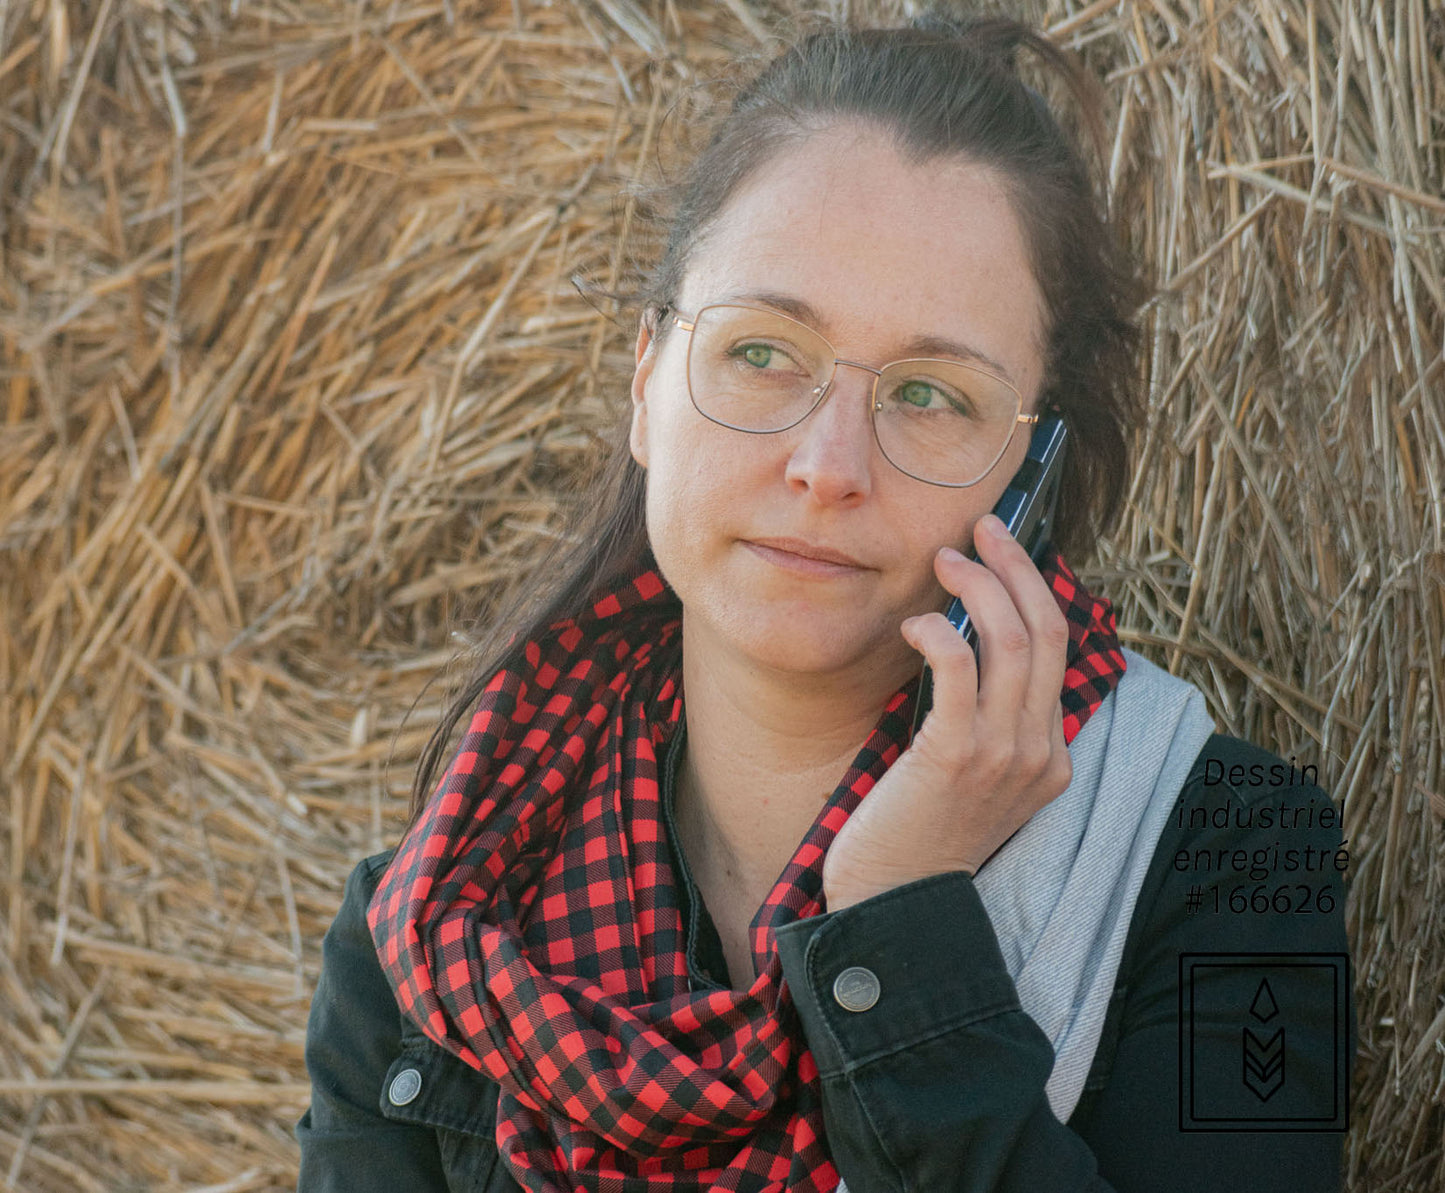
[909,415,1069,739]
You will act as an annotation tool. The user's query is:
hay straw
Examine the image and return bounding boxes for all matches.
[1,0,1440,1188]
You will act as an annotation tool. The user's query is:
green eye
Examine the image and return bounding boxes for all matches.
[898,379,939,408]
[740,343,774,368]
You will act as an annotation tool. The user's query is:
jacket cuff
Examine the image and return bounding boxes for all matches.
[775,871,1022,1079]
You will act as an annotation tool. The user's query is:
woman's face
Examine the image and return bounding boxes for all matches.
[628,122,1049,687]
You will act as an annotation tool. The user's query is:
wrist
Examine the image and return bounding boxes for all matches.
[823,864,976,912]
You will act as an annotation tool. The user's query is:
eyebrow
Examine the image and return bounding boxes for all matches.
[721,289,1018,385]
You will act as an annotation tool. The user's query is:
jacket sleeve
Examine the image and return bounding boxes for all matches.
[774,736,1354,1192]
[295,851,451,1193]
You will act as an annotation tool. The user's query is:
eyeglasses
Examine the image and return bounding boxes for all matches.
[665,303,1037,488]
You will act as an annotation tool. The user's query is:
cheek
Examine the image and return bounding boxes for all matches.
[911,494,985,558]
[649,396,762,500]
[641,419,740,554]
[940,520,978,559]
[893,498,989,604]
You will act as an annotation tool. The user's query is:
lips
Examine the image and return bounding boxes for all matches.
[743,537,868,568]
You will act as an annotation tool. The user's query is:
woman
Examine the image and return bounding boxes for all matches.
[298,14,1354,1192]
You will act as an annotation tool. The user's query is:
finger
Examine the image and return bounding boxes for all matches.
[1047,702,1074,791]
[932,535,1033,723]
[900,610,979,746]
[969,514,1070,724]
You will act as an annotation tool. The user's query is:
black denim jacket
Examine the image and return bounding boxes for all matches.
[297,733,1354,1192]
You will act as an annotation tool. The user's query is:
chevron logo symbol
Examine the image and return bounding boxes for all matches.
[1242,977,1286,1102]
[1243,1026,1285,1100]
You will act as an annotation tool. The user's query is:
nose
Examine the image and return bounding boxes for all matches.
[782,362,878,505]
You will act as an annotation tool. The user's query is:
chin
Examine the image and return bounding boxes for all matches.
[702,594,896,677]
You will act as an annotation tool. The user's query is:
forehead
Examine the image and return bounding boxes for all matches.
[678,123,1047,395]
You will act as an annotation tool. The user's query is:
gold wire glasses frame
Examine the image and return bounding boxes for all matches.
[666,302,1039,488]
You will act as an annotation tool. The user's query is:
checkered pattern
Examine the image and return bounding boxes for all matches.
[368,547,1124,1192]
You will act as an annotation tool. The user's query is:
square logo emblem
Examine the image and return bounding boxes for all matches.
[1178,952,1350,1131]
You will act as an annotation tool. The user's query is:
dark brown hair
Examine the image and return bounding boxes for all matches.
[405,11,1149,819]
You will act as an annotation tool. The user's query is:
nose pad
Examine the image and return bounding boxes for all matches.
[808,360,877,413]
[801,371,864,432]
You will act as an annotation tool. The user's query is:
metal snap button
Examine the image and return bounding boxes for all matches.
[832,966,880,1012]
[388,1067,422,1106]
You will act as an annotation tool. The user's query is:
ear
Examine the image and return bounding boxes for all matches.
[628,315,659,469]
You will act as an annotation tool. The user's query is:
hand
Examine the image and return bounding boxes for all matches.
[821,513,1074,911]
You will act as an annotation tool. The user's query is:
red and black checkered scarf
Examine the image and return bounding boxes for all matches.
[369,547,1125,1192]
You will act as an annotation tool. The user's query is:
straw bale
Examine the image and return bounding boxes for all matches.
[1,0,1441,1188]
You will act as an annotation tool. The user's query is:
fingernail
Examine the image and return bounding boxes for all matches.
[979,514,1006,538]
[938,545,966,564]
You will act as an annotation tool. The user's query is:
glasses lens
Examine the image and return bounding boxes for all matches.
[687,305,833,432]
[872,360,1022,486]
